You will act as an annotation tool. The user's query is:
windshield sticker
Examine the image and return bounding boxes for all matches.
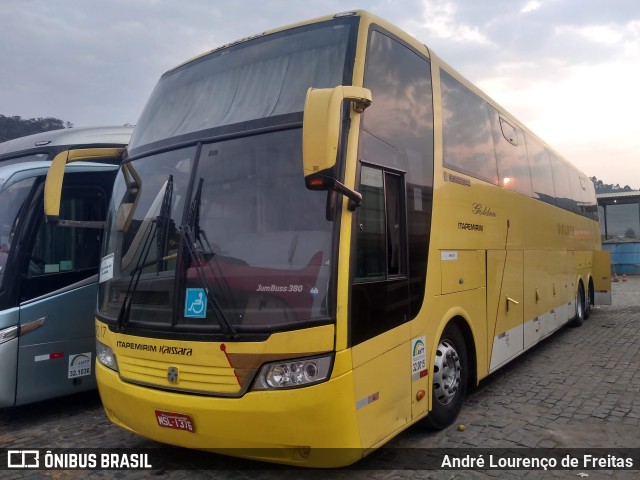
[68,352,92,379]
[411,336,428,382]
[184,288,207,318]
[256,284,304,293]
[99,253,114,283]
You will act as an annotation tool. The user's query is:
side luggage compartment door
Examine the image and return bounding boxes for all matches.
[487,250,524,372]
[593,250,612,306]
[16,279,99,405]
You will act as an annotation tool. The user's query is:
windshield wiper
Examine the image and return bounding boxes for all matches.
[156,175,174,273]
[116,215,156,329]
[180,223,239,340]
[117,175,174,328]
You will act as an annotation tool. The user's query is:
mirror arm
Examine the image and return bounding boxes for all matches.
[327,178,362,211]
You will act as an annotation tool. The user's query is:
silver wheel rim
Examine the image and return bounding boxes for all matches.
[433,339,462,406]
[577,288,584,319]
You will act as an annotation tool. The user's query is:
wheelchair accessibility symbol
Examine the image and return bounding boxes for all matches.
[184,288,207,318]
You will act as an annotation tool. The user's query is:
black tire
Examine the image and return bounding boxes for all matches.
[584,282,592,320]
[569,283,586,327]
[421,324,468,430]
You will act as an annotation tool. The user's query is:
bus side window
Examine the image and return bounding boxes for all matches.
[549,152,573,211]
[22,186,105,301]
[441,70,498,185]
[489,110,533,197]
[525,134,557,206]
[355,165,406,282]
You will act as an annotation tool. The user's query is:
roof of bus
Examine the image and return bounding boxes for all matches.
[0,126,133,158]
[166,10,374,74]
[157,10,585,180]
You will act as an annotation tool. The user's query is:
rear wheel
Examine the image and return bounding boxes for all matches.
[584,281,592,320]
[569,283,586,327]
[421,324,468,430]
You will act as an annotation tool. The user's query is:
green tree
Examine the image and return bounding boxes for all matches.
[591,176,637,194]
[0,115,73,142]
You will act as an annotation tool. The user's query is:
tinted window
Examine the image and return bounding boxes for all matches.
[355,167,386,281]
[489,110,532,196]
[0,177,36,289]
[131,19,354,151]
[355,166,406,281]
[603,203,640,240]
[582,177,598,220]
[525,134,556,205]
[353,29,434,344]
[363,31,433,163]
[99,131,334,331]
[27,187,105,278]
[441,70,498,184]
[549,152,573,211]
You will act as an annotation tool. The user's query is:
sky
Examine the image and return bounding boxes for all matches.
[1,0,639,188]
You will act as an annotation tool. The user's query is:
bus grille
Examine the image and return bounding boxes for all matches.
[116,354,244,396]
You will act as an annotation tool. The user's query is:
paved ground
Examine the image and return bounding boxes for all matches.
[1,277,639,479]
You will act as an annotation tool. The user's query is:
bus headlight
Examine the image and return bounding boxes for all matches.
[252,354,333,390]
[96,340,119,372]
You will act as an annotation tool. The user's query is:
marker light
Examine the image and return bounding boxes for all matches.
[308,177,326,189]
[252,354,333,390]
[96,340,119,372]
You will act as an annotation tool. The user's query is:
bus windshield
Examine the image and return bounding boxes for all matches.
[129,18,355,152]
[98,18,358,335]
[98,129,333,333]
[0,177,36,288]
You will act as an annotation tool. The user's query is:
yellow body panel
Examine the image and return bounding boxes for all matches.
[440,250,486,295]
[593,250,612,299]
[351,323,411,448]
[98,323,335,395]
[97,362,362,468]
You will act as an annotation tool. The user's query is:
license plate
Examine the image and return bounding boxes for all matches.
[155,410,195,433]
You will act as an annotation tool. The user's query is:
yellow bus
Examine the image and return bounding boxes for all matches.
[89,11,611,467]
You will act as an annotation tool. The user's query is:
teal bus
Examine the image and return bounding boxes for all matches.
[0,126,131,407]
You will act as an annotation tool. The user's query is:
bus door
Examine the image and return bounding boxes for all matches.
[487,250,524,372]
[350,163,411,449]
[14,167,116,405]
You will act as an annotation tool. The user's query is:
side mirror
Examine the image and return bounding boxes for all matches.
[44,147,125,223]
[302,86,372,211]
[115,163,142,232]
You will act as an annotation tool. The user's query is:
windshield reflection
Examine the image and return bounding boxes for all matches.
[0,177,36,288]
[182,129,332,328]
[130,19,353,152]
[99,129,333,333]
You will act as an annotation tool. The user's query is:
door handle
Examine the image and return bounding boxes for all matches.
[506,297,519,313]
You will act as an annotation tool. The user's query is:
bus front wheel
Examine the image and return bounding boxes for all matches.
[422,324,468,430]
